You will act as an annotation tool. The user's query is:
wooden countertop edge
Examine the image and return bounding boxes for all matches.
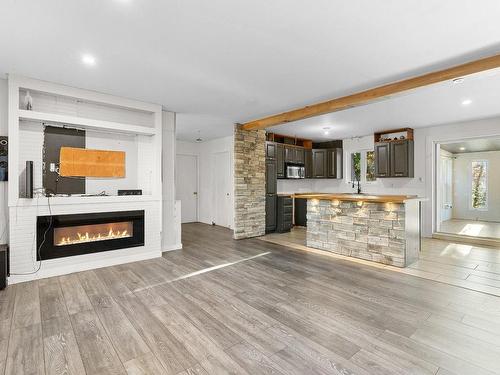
[280,193,424,204]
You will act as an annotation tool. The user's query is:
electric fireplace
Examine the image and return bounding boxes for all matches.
[37,210,145,260]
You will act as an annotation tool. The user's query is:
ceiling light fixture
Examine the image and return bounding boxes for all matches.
[459,147,466,151]
[195,130,203,143]
[461,99,472,106]
[323,127,331,135]
[82,54,96,66]
[452,78,465,84]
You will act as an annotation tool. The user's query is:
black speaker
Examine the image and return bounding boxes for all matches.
[0,136,7,182]
[0,245,8,290]
[25,161,33,199]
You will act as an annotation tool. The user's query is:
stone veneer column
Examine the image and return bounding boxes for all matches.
[233,125,266,239]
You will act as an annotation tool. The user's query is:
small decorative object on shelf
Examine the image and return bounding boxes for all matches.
[23,90,33,110]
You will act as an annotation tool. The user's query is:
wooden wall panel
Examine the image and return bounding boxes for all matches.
[59,147,125,178]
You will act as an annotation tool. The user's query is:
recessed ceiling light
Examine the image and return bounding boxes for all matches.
[195,130,202,142]
[82,54,96,66]
[459,147,466,151]
[323,127,331,135]
[461,99,472,106]
[452,78,465,84]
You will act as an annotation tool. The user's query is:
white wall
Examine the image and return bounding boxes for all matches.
[277,116,500,237]
[162,111,180,250]
[0,78,7,244]
[176,136,234,229]
[452,151,500,222]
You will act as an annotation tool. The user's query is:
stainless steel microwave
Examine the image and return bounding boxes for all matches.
[286,164,305,179]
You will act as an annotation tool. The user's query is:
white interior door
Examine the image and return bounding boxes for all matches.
[213,151,231,228]
[176,154,198,223]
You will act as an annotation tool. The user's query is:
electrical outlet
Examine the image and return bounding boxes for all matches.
[49,163,56,172]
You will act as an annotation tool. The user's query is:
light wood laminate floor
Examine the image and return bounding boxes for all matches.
[263,226,500,296]
[1,223,500,374]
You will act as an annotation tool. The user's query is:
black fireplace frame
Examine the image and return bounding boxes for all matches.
[37,210,145,261]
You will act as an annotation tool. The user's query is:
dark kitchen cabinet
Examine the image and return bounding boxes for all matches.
[304,149,313,178]
[312,149,327,178]
[375,140,414,178]
[265,195,277,233]
[265,156,277,232]
[266,141,276,160]
[327,148,343,179]
[295,148,305,164]
[265,159,277,194]
[284,146,294,163]
[276,144,285,178]
[284,146,305,165]
[375,142,390,178]
[390,140,414,177]
[294,198,307,227]
[277,195,293,233]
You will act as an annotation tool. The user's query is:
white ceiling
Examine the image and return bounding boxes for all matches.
[441,137,500,154]
[1,0,500,142]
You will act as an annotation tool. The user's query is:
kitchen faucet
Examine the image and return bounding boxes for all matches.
[352,176,361,194]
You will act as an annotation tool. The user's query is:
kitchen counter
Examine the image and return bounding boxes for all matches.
[293,193,420,204]
[296,193,423,267]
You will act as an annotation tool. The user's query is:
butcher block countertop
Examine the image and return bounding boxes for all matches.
[290,193,421,203]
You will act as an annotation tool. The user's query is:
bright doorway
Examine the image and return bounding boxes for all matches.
[176,154,198,223]
[435,137,500,243]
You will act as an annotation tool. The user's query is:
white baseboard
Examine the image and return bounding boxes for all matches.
[162,243,183,252]
[8,250,161,285]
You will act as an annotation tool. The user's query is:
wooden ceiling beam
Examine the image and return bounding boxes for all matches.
[240,53,500,130]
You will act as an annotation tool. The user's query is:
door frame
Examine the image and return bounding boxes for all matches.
[175,152,199,223]
[431,133,500,236]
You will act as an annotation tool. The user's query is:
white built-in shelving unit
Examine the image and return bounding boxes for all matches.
[7,75,167,282]
[8,75,163,206]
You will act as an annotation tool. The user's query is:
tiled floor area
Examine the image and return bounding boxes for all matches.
[261,227,500,296]
[440,219,500,239]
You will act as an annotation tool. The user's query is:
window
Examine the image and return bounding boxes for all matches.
[350,150,376,183]
[351,152,361,181]
[471,160,488,210]
[366,151,376,182]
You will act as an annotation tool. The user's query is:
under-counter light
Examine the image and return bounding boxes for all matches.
[452,78,465,84]
[82,54,96,66]
[461,99,472,106]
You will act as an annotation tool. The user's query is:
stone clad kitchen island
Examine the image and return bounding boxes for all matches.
[295,193,424,267]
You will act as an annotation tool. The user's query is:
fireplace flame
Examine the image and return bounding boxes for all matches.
[55,225,131,246]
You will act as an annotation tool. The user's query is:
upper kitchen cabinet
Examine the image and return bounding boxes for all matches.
[391,140,414,177]
[312,149,328,178]
[374,142,390,177]
[295,147,305,164]
[277,144,285,178]
[284,145,305,164]
[304,149,313,178]
[327,148,343,179]
[374,128,414,178]
[284,145,295,163]
[265,141,277,160]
